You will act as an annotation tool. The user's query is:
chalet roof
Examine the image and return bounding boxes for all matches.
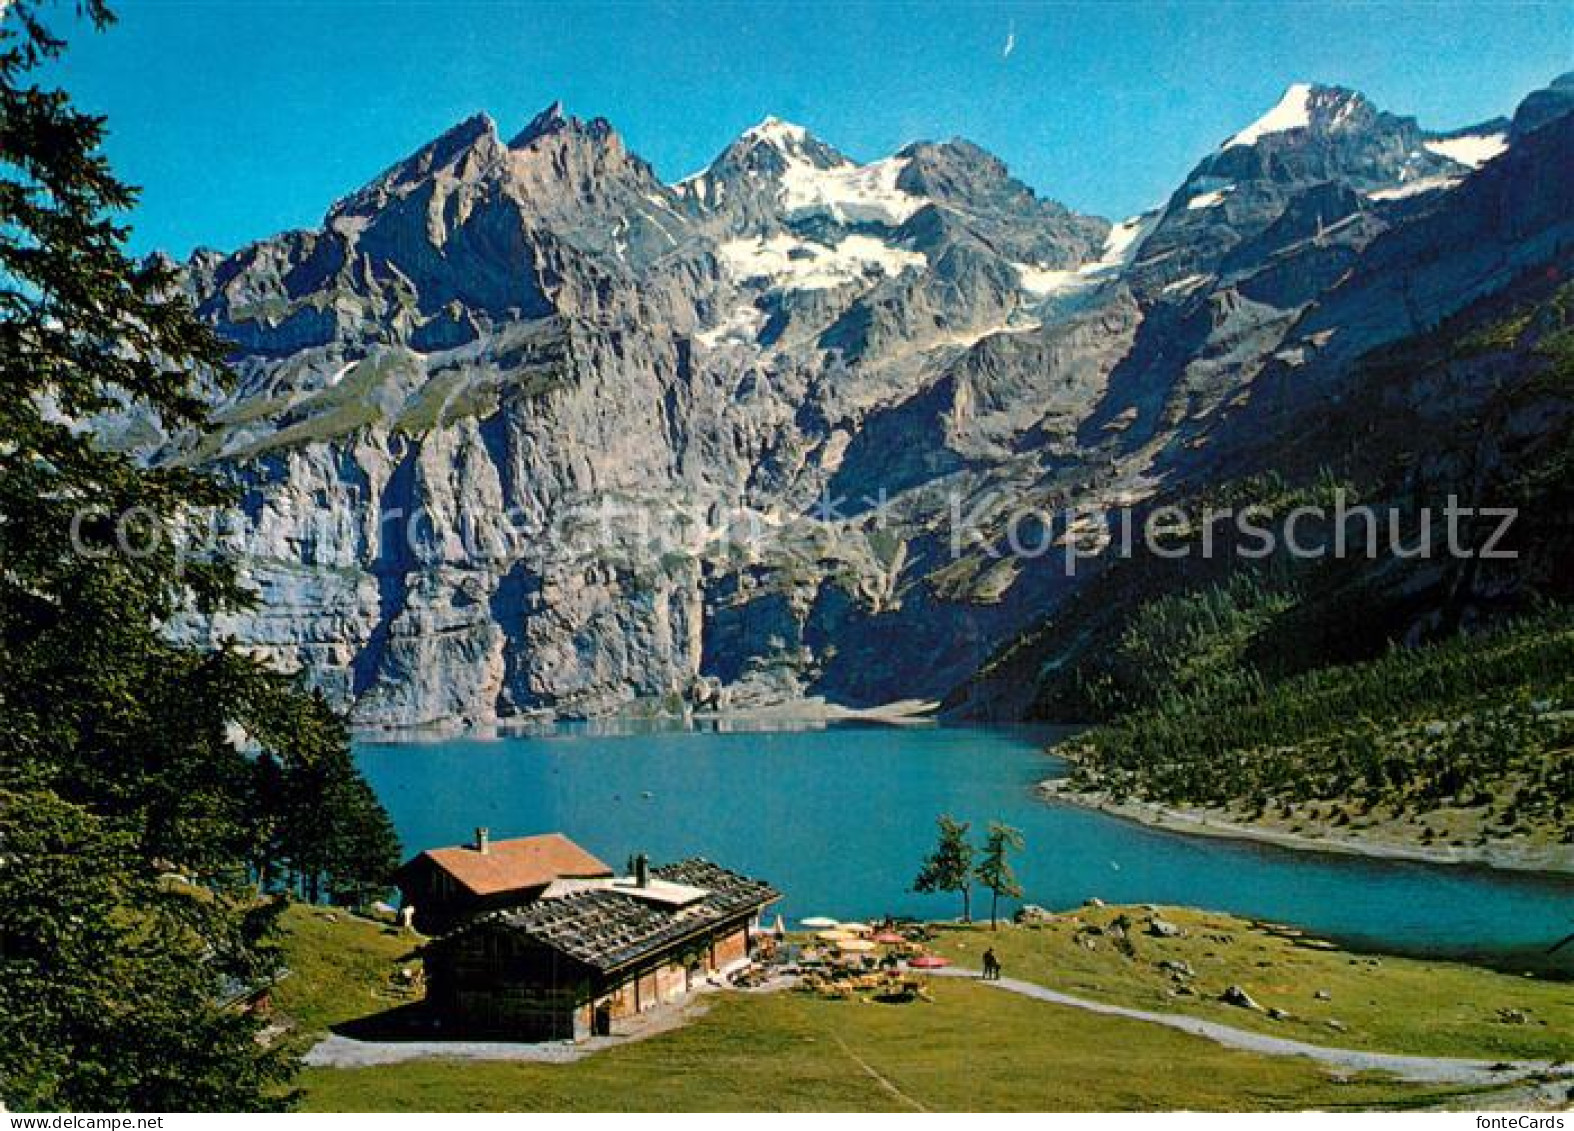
[454,858,779,973]
[540,874,711,907]
[400,832,613,897]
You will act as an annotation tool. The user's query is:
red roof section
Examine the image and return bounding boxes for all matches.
[409,833,613,897]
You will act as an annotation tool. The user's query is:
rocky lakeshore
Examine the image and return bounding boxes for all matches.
[350,695,942,743]
[1037,778,1574,876]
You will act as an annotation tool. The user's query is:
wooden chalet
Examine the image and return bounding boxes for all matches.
[394,829,614,935]
[422,857,779,1040]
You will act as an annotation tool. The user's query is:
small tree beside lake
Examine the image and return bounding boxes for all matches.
[976,822,1025,930]
[912,814,975,922]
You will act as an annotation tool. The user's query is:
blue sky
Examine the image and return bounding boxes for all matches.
[45,0,1574,257]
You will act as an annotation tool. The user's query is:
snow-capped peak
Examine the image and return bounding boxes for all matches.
[682,117,929,227]
[1223,83,1314,149]
[742,116,813,149]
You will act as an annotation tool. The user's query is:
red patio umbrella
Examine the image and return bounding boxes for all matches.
[872,931,906,945]
[907,954,951,968]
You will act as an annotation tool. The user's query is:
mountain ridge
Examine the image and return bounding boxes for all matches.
[145,73,1573,729]
[182,79,1518,262]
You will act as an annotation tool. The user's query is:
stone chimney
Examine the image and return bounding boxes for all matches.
[475,826,490,855]
[634,853,649,888]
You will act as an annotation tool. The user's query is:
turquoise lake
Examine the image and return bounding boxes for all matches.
[357,722,1573,964]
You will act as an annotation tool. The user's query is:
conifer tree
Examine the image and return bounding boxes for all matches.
[0,2,397,1108]
[913,814,975,922]
[975,821,1025,930]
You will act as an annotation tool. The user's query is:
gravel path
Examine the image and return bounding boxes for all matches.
[931,968,1571,1086]
[304,1033,588,1068]
[304,992,719,1068]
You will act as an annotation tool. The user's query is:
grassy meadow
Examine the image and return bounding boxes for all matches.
[276,904,1570,1112]
[929,909,1574,1062]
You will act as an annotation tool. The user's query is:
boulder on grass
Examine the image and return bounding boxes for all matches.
[1221,984,1262,1011]
[1147,916,1185,939]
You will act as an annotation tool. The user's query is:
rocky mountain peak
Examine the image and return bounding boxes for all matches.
[894,138,1086,222]
[677,116,918,232]
[1220,83,1373,150]
[688,115,855,200]
[1171,80,1457,211]
[682,119,1105,270]
[509,99,568,145]
[894,139,1006,199]
[506,100,620,151]
[330,111,504,220]
[427,110,501,156]
[888,137,1108,267]
[730,116,847,169]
